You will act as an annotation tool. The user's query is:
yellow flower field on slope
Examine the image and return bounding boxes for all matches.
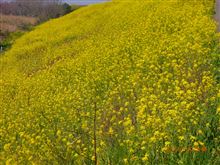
[0,0,219,164]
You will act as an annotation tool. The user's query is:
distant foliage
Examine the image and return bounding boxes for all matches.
[0,0,219,164]
[0,0,73,21]
[0,14,37,33]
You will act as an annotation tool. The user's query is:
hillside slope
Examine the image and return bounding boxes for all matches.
[0,0,220,164]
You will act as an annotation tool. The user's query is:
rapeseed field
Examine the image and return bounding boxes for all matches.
[0,0,219,164]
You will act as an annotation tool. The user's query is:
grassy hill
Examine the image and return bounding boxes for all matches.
[0,0,220,164]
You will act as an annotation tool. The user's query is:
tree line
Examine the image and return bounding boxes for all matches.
[0,0,73,21]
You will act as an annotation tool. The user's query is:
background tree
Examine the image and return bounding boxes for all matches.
[0,0,73,22]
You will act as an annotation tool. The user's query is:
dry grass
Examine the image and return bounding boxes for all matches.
[0,14,38,33]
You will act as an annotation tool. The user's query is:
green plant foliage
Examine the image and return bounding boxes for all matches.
[0,31,25,52]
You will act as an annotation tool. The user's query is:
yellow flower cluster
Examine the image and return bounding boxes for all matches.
[0,0,219,164]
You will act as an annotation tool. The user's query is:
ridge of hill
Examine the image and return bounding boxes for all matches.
[0,0,220,164]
